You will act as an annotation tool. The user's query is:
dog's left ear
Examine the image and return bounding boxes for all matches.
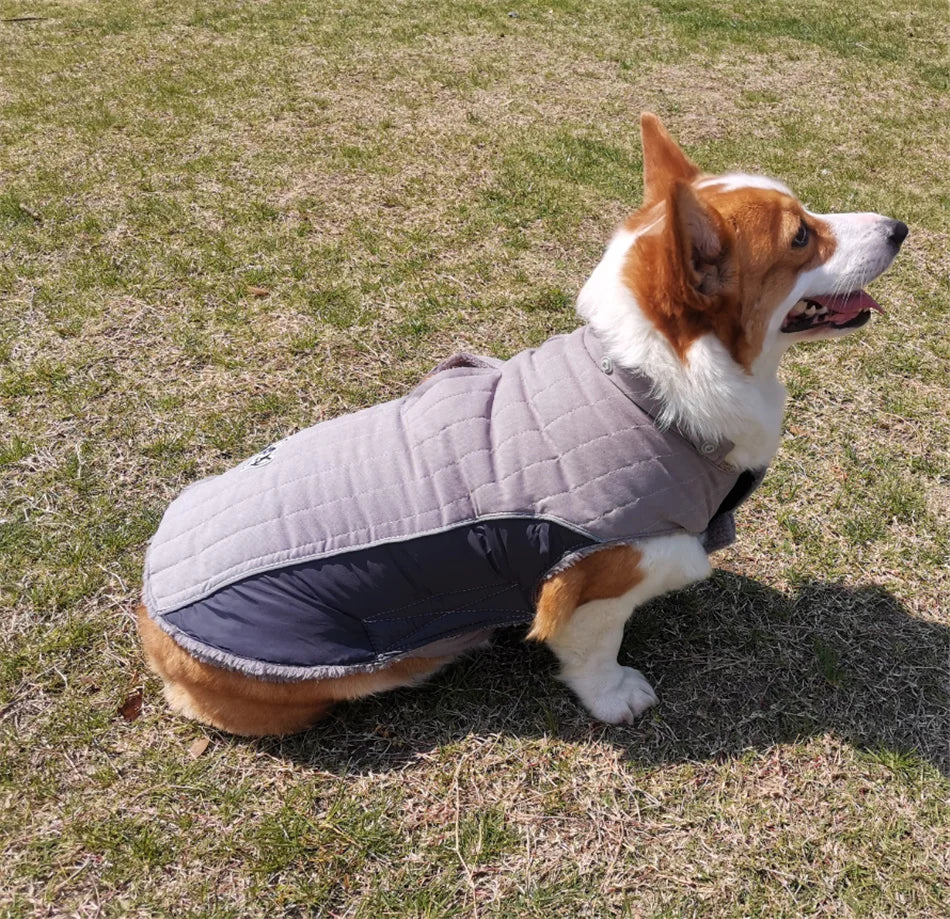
[668,179,731,300]
[641,113,700,206]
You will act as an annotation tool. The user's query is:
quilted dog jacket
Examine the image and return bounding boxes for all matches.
[143,326,764,680]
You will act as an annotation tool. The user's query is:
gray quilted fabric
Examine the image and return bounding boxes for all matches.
[144,326,746,618]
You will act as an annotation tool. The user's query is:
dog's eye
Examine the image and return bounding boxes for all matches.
[792,221,810,248]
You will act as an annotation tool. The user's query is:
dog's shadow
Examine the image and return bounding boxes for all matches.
[256,572,949,776]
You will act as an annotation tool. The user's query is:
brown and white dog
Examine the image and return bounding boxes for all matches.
[138,114,906,735]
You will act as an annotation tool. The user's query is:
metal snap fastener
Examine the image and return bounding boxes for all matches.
[600,356,613,374]
[700,442,716,455]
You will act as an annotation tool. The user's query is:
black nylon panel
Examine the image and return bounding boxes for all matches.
[161,518,594,668]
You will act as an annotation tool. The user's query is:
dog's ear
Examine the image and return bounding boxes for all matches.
[668,179,731,300]
[641,113,700,206]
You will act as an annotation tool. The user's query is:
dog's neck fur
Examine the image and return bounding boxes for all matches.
[578,227,787,472]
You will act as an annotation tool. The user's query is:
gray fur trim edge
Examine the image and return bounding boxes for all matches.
[147,607,520,683]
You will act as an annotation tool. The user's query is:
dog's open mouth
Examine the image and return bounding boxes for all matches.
[781,290,884,333]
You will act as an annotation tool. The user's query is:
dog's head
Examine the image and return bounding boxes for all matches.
[582,113,906,375]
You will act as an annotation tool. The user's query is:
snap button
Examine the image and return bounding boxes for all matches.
[700,442,717,455]
[600,356,613,375]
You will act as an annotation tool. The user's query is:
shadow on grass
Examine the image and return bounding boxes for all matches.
[256,572,949,776]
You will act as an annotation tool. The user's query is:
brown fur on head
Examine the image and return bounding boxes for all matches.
[622,114,840,369]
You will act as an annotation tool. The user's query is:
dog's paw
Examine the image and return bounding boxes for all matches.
[580,666,658,725]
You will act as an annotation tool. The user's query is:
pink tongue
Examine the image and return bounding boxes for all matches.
[811,290,884,325]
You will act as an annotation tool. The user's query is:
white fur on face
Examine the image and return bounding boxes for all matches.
[697,172,793,196]
[800,212,900,299]
[760,211,901,348]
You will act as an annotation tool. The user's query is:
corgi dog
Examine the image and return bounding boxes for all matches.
[138,114,906,735]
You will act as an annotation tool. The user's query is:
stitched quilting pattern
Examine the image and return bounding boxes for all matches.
[146,328,746,614]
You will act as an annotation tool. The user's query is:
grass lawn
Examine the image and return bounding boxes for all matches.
[1,0,948,915]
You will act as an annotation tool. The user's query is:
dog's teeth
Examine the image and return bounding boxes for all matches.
[789,301,806,316]
[804,303,817,315]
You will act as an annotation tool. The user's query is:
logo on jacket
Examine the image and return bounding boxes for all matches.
[248,444,277,467]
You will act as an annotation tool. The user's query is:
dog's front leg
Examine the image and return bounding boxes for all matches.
[538,533,712,724]
[546,589,660,723]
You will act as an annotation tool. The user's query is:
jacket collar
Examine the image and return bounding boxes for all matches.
[581,325,736,466]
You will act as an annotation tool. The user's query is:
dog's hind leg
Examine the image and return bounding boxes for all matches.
[137,605,337,735]
[137,606,453,736]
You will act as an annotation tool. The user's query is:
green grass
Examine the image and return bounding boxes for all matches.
[2,0,948,916]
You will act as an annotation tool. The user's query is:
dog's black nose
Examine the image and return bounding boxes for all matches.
[885,219,908,248]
